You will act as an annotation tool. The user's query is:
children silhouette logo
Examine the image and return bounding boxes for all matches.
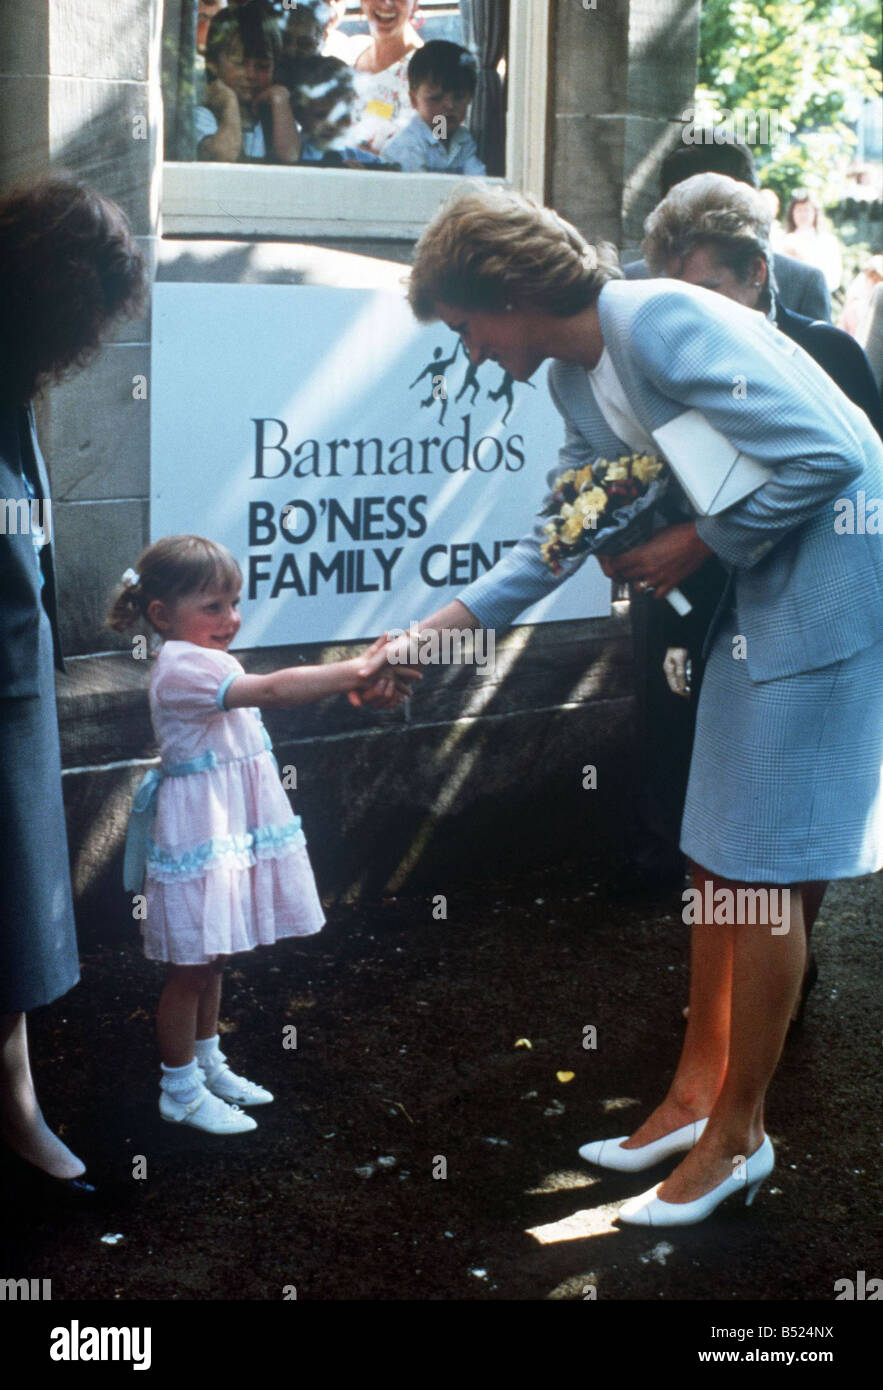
[408,341,462,426]
[409,334,532,427]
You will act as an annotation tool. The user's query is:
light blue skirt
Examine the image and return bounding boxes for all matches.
[680,614,883,883]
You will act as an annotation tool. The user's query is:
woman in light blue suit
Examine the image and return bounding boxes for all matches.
[360,188,883,1226]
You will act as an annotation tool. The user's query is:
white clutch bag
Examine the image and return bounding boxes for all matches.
[651,410,773,516]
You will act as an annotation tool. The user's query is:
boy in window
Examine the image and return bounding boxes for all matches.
[196,3,301,164]
[383,41,486,175]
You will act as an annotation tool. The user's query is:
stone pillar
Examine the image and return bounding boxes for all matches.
[549,0,700,256]
[0,0,162,654]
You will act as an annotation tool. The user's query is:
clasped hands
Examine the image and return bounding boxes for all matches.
[348,631,420,710]
[598,521,714,598]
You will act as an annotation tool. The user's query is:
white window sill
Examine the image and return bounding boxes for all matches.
[161,163,505,239]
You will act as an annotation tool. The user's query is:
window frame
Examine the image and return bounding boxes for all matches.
[160,0,551,239]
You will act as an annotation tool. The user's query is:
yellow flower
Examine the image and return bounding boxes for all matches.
[605,461,628,482]
[576,487,608,521]
[632,454,663,485]
[560,505,585,544]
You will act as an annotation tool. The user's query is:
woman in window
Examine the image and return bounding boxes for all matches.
[348,0,424,156]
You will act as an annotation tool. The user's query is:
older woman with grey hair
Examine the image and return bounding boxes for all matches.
[641,174,883,434]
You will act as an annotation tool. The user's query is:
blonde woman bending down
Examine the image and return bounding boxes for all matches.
[357,188,883,1227]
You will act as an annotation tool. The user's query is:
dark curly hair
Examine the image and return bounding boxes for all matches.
[0,176,147,406]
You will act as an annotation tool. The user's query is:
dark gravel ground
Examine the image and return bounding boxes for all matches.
[3,863,880,1305]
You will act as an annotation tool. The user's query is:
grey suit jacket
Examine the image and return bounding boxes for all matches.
[458,279,883,683]
[624,252,832,323]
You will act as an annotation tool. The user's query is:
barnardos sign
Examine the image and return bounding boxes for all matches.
[151,284,608,647]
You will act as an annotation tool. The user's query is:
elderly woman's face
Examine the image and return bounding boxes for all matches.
[361,0,416,37]
[669,244,764,311]
[434,301,547,382]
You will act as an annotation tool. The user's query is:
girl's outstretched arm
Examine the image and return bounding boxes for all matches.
[225,635,420,710]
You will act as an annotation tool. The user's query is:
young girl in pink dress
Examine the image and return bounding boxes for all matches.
[109,535,412,1135]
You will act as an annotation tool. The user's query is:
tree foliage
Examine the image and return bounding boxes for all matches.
[695,0,882,203]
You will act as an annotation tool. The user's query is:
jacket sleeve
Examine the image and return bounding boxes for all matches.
[629,291,869,570]
[456,365,603,629]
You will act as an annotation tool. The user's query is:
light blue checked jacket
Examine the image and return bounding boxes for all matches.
[458,278,883,683]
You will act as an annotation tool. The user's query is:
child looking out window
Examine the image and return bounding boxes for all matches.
[196,2,301,164]
[383,41,486,176]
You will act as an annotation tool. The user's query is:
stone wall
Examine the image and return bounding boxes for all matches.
[551,0,700,254]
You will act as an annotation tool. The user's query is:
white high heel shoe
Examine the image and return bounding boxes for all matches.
[617,1135,775,1227]
[578,1117,708,1172]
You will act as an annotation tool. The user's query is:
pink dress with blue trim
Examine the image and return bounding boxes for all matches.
[138,641,325,964]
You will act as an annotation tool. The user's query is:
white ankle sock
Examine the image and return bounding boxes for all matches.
[194,1035,224,1072]
[160,1060,203,1104]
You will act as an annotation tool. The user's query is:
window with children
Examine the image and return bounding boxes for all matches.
[161,1,549,238]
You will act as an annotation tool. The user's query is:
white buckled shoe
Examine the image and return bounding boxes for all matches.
[617,1135,775,1227]
[200,1061,274,1107]
[578,1118,708,1172]
[160,1085,258,1134]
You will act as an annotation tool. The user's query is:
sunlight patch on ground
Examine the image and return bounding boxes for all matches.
[546,1272,600,1300]
[526,1201,622,1244]
[525,1168,600,1195]
[640,1241,675,1266]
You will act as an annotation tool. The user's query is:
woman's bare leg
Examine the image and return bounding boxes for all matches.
[623,861,732,1148]
[657,875,805,1203]
[0,1012,86,1179]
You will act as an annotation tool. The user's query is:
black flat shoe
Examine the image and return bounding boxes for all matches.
[789,952,819,1032]
[0,1145,98,1201]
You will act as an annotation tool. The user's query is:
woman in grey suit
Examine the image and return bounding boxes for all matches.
[0,178,144,1198]
[360,187,883,1226]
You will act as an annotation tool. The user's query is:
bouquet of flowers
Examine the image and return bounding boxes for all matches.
[540,452,692,614]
